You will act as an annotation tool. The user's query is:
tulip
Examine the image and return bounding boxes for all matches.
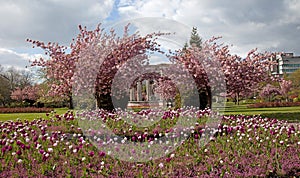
[89,151,94,157]
[48,148,53,153]
[99,151,105,157]
[16,150,22,155]
[33,136,38,142]
[16,140,22,145]
[1,146,6,153]
[279,140,284,145]
[7,145,12,151]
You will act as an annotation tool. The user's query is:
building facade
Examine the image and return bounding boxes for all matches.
[271,53,300,76]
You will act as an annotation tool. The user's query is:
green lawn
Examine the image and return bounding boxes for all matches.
[0,104,299,123]
[224,102,300,122]
[0,108,69,121]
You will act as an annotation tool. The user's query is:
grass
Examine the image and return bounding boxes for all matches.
[0,108,69,121]
[224,102,300,122]
[0,103,299,123]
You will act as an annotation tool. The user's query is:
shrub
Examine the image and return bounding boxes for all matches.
[0,107,53,113]
[248,102,300,108]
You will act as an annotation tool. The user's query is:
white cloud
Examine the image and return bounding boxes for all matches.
[1,0,300,71]
[116,0,300,56]
[118,0,181,20]
[0,0,114,48]
[0,0,115,71]
[0,47,45,70]
[118,0,135,7]
[148,54,170,65]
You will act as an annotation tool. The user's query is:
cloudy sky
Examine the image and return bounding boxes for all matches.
[0,0,300,70]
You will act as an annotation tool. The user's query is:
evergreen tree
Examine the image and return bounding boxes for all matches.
[182,42,188,51]
[189,27,202,49]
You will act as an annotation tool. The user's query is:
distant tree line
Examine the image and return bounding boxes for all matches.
[0,65,33,106]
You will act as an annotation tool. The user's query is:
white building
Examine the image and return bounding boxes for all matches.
[271,53,300,76]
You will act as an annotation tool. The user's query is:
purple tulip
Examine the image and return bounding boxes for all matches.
[7,145,12,151]
[99,151,105,157]
[2,146,7,153]
[16,150,22,155]
[89,151,94,157]
[16,140,22,145]
[131,136,136,142]
[33,136,38,142]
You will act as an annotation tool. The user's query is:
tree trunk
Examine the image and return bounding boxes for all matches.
[206,86,212,109]
[95,93,114,112]
[198,87,212,110]
[236,93,240,105]
[69,95,74,109]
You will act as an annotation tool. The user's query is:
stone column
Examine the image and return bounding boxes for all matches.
[129,88,135,101]
[137,81,142,101]
[149,81,153,101]
[145,80,150,101]
[159,70,163,101]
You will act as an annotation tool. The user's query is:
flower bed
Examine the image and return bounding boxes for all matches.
[0,107,53,113]
[0,109,299,177]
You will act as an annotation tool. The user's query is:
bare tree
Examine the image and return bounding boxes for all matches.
[5,67,33,90]
[0,66,34,106]
[0,65,11,106]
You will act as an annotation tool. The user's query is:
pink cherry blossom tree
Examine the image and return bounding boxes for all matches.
[23,85,40,101]
[154,78,178,101]
[74,25,170,111]
[169,37,227,109]
[217,47,277,105]
[30,23,167,110]
[259,84,281,102]
[10,87,23,102]
[279,79,292,102]
[170,37,276,106]
[28,24,104,109]
[11,85,40,105]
